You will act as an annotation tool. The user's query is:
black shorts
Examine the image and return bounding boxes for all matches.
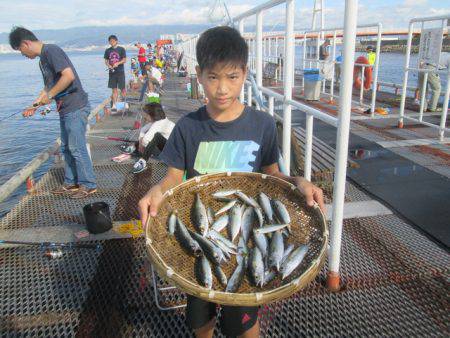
[186,295,258,337]
[108,71,125,90]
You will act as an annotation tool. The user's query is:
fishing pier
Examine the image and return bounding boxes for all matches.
[0,0,448,336]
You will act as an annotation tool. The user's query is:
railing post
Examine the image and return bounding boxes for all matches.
[370,23,382,117]
[398,21,414,129]
[419,72,428,122]
[256,11,263,89]
[282,0,295,173]
[440,71,450,141]
[239,20,246,103]
[328,0,358,292]
[304,115,314,181]
[268,96,275,116]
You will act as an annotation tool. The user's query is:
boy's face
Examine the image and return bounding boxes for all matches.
[196,62,247,113]
[109,38,118,47]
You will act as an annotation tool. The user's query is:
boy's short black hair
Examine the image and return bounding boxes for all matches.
[196,26,248,71]
[143,103,166,121]
[108,35,118,42]
[9,26,38,50]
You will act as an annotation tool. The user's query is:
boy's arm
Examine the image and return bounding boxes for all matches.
[262,163,326,214]
[138,167,184,227]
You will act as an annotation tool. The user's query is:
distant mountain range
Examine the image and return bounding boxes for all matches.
[0,24,211,53]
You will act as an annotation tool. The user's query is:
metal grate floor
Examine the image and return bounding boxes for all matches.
[0,75,448,337]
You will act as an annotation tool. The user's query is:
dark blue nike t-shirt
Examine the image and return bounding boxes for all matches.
[159,105,279,179]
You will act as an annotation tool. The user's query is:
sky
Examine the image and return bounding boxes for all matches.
[0,0,448,33]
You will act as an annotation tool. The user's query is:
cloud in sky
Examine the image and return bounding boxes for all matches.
[0,0,448,33]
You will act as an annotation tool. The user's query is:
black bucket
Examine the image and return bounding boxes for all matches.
[83,202,112,234]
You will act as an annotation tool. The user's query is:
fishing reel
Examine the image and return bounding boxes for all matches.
[40,105,52,116]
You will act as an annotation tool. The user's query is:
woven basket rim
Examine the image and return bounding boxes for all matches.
[145,171,328,306]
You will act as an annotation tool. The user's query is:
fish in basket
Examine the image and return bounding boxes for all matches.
[146,172,328,306]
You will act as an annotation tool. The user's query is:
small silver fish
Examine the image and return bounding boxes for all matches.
[254,223,291,235]
[264,244,295,285]
[241,206,255,244]
[268,231,284,272]
[280,244,310,279]
[208,229,237,250]
[236,237,248,266]
[252,229,268,257]
[249,246,265,287]
[258,192,274,223]
[211,214,229,232]
[195,256,213,289]
[207,207,215,226]
[235,191,260,209]
[272,199,291,224]
[193,193,209,236]
[213,265,228,286]
[254,207,264,228]
[228,204,242,242]
[189,230,223,265]
[226,258,246,292]
[174,218,203,257]
[215,200,237,217]
[212,190,240,198]
[167,212,177,235]
[281,244,295,264]
[209,237,235,258]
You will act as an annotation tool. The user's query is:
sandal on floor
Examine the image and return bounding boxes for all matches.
[51,184,79,195]
[70,187,97,199]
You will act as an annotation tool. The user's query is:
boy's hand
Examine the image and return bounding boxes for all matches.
[294,177,326,214]
[138,184,164,229]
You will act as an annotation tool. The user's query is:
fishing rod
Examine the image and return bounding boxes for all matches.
[87,135,135,143]
[0,239,101,250]
[0,88,77,123]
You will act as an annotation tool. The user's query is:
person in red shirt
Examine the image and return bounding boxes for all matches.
[135,42,147,76]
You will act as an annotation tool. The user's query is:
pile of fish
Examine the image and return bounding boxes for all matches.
[166,189,310,292]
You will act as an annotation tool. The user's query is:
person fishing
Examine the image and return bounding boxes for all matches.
[138,26,325,338]
[9,26,97,199]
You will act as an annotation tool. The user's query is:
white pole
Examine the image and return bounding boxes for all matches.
[268,37,272,59]
[282,0,295,172]
[268,96,275,116]
[328,0,358,292]
[303,35,307,89]
[440,71,450,141]
[304,114,313,181]
[239,20,245,103]
[370,23,382,116]
[247,84,252,107]
[330,30,337,101]
[398,22,414,129]
[256,11,263,88]
[419,72,428,122]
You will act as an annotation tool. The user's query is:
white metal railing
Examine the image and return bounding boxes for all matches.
[175,0,359,290]
[399,15,450,141]
[297,23,382,116]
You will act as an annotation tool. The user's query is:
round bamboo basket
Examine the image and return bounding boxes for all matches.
[145,172,328,306]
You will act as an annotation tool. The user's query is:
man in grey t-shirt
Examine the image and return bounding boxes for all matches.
[9,26,97,198]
